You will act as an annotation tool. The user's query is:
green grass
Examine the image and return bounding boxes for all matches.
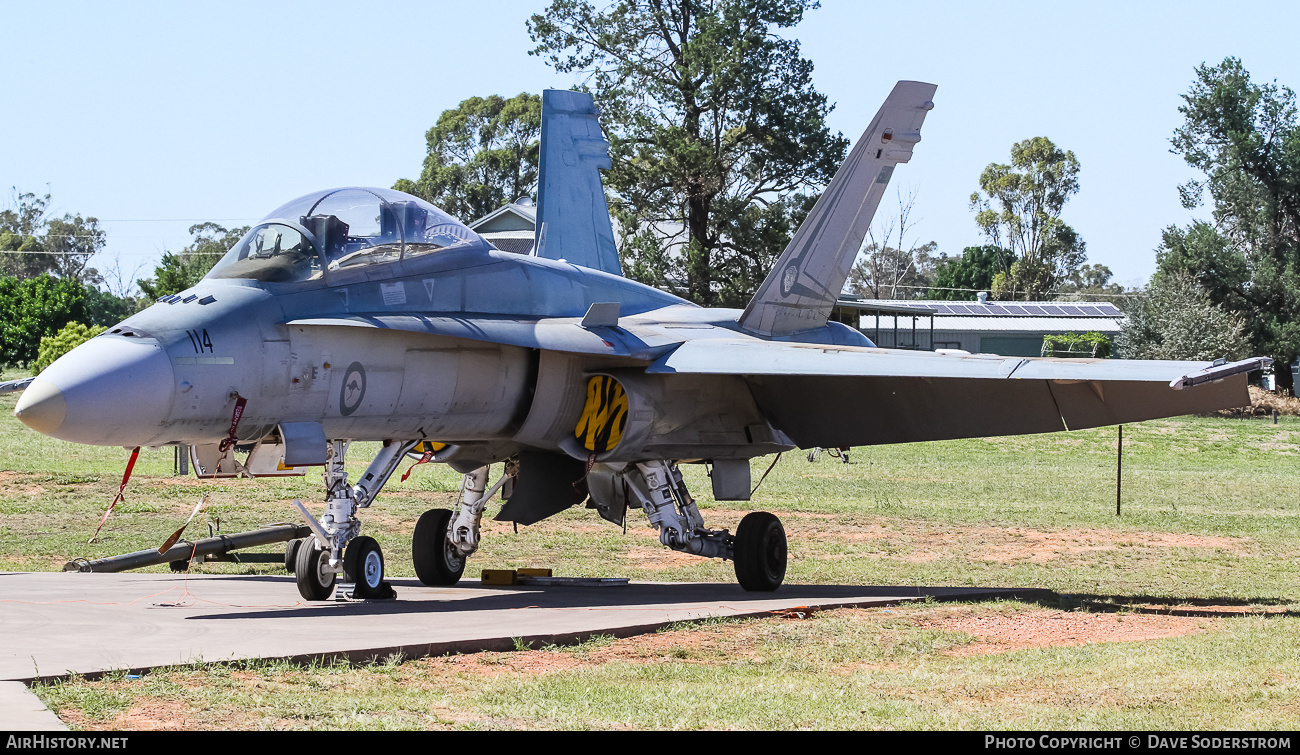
[5,380,1300,729]
[30,601,1300,730]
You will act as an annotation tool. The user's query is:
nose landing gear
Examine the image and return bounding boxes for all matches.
[292,439,413,601]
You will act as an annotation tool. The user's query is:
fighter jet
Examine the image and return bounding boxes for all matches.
[12,82,1267,600]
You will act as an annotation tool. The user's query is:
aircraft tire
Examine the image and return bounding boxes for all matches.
[295,539,335,601]
[413,508,465,586]
[284,538,301,574]
[734,511,786,592]
[344,536,388,598]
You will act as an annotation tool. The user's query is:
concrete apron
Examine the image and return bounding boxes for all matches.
[0,571,1050,728]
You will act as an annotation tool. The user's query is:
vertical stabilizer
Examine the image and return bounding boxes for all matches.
[533,90,623,276]
[739,81,937,337]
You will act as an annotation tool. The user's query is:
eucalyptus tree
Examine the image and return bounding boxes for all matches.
[1158,57,1300,389]
[394,93,542,223]
[969,137,1086,300]
[528,0,847,306]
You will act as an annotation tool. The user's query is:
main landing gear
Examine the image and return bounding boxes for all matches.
[614,460,788,592]
[412,508,464,585]
[733,511,787,592]
[412,462,507,586]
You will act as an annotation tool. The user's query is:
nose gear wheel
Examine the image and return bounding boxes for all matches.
[295,540,335,601]
[343,535,392,599]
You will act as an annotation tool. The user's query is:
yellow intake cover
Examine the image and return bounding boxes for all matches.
[575,376,628,452]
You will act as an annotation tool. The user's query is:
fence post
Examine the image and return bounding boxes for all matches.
[1116,425,1122,516]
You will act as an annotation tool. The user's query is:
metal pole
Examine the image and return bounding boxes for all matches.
[1116,424,1123,516]
[64,524,311,573]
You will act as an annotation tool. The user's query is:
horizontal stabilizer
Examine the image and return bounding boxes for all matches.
[739,81,937,337]
[534,90,623,276]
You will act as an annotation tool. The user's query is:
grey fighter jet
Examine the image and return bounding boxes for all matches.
[12,83,1267,600]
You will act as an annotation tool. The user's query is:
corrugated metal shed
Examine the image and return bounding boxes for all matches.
[930,316,1121,333]
[839,298,1125,356]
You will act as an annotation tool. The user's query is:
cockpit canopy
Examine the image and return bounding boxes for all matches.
[206,187,488,284]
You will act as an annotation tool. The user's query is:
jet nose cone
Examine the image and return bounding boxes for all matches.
[16,336,176,445]
[14,380,67,434]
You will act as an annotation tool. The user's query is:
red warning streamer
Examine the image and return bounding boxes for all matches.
[400,449,435,482]
[218,393,248,454]
[90,446,140,543]
[216,393,247,474]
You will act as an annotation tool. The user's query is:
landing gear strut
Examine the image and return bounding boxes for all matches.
[412,464,511,585]
[292,439,414,601]
[614,460,788,591]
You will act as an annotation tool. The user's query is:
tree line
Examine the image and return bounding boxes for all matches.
[0,194,246,368]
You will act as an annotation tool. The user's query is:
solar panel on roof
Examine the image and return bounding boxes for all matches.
[923,300,1126,319]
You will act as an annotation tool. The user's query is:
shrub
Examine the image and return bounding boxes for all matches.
[34,322,106,374]
[0,275,129,366]
[1042,331,1112,358]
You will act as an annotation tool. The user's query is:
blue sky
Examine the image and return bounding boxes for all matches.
[3,1,1297,293]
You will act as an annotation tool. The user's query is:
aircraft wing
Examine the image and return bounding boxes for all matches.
[648,339,1267,446]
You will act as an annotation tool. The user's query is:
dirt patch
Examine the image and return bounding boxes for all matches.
[56,695,199,731]
[624,546,706,570]
[917,607,1216,656]
[0,471,47,495]
[893,525,1248,564]
[107,699,198,730]
[417,625,745,679]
